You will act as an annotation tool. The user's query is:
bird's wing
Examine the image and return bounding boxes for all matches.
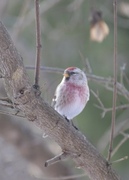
[51,94,57,108]
[51,83,61,108]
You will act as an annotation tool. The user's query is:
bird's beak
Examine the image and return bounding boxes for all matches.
[63,72,70,78]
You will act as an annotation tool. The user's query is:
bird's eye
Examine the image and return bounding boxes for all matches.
[70,72,77,75]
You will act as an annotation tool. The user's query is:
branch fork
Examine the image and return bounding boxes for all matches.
[45,151,80,167]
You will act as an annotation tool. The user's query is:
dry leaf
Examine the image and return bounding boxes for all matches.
[90,21,109,42]
[90,10,109,42]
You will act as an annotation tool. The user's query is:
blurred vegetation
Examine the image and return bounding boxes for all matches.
[1,0,129,179]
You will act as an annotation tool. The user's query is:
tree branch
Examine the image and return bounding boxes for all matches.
[26,65,129,101]
[0,21,121,180]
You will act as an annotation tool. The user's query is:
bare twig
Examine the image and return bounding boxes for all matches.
[95,104,129,118]
[90,89,105,112]
[111,156,128,164]
[79,51,92,73]
[0,97,12,102]
[107,0,117,162]
[26,65,63,74]
[98,119,129,152]
[45,152,69,167]
[105,104,129,111]
[34,0,42,89]
[26,65,129,100]
[0,100,13,108]
[111,132,129,157]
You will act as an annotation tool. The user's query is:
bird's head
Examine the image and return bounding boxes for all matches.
[62,67,87,85]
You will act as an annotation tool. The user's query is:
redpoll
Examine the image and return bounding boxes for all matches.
[52,67,90,120]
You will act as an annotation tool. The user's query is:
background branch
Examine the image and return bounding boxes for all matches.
[34,0,42,89]
[26,65,129,100]
[107,0,118,162]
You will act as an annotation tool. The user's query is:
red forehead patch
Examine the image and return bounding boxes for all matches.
[65,67,76,71]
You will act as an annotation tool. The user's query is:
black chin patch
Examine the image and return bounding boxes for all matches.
[65,76,70,81]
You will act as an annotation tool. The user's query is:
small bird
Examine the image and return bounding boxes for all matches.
[52,67,90,121]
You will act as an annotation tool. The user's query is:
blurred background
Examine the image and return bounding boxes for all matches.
[0,0,129,179]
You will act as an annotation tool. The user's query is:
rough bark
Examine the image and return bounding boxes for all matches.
[0,21,121,180]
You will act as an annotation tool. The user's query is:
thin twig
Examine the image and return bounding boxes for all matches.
[26,65,129,100]
[111,156,128,164]
[111,132,129,157]
[0,97,12,102]
[34,0,42,89]
[0,100,13,108]
[107,0,117,162]
[95,104,129,118]
[91,89,105,109]
[26,65,63,74]
[79,51,92,73]
[45,152,69,167]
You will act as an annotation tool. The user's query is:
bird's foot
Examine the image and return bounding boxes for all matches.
[64,116,78,130]
[71,120,78,130]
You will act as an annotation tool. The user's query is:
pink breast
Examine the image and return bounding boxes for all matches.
[65,83,88,104]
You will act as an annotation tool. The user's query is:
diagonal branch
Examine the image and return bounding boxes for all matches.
[0,21,121,180]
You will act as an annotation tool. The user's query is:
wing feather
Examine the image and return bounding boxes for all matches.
[51,95,56,108]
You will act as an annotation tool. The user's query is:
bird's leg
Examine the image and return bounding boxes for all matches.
[71,120,78,130]
[64,116,69,122]
[64,116,78,130]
